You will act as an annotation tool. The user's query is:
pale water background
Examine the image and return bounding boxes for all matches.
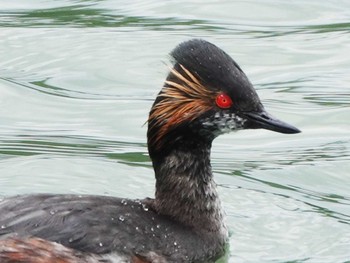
[0,1,350,262]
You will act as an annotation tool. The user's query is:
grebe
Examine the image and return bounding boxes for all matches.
[0,39,300,263]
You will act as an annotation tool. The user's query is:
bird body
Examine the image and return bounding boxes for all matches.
[0,194,223,262]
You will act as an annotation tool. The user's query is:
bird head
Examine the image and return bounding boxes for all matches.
[148,39,300,157]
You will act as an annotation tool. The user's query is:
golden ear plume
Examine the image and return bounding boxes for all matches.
[148,65,216,150]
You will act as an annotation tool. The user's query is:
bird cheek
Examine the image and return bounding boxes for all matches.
[200,111,246,136]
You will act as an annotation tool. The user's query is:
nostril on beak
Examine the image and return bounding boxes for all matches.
[261,113,269,120]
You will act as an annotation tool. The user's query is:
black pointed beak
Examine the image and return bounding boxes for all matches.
[243,110,301,134]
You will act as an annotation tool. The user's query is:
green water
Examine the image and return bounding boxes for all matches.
[0,1,349,262]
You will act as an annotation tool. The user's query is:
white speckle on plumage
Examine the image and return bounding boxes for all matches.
[142,204,149,211]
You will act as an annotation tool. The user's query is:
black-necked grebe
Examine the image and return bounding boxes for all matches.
[0,39,300,263]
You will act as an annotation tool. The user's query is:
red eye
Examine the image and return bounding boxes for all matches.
[216,93,233,109]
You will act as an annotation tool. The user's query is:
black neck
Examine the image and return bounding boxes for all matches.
[149,138,226,234]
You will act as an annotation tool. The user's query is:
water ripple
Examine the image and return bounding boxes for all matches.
[0,135,149,165]
[1,2,350,38]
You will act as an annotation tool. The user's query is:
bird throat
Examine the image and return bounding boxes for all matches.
[150,139,226,235]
